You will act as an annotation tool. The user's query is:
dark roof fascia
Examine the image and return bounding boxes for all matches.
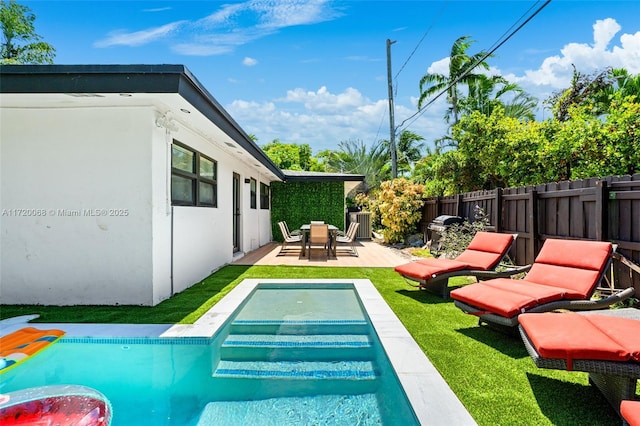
[283,172,365,183]
[0,64,284,180]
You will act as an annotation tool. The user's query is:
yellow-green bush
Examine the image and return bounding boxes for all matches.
[375,178,425,244]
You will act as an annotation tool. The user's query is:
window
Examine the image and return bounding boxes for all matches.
[260,182,270,209]
[250,178,257,209]
[171,141,217,207]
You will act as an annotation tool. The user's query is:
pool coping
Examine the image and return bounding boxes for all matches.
[0,279,477,425]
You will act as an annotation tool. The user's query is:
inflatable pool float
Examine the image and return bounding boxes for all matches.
[0,327,65,373]
[0,384,112,425]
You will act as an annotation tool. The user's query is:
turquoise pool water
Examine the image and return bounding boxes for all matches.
[1,284,419,425]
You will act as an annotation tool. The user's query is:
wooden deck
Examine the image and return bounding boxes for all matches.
[232,240,413,267]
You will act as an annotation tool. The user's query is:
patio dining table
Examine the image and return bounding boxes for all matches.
[300,224,339,257]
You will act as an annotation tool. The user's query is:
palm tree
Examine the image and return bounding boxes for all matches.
[382,130,425,176]
[319,139,390,193]
[418,35,491,125]
[459,74,538,121]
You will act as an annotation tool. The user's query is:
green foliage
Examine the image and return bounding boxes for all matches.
[0,0,55,64]
[318,139,391,192]
[374,178,426,244]
[437,207,489,258]
[270,180,345,241]
[416,81,639,194]
[418,35,491,125]
[354,190,382,230]
[262,139,314,171]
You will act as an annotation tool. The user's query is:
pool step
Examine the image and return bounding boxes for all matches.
[220,333,374,361]
[213,360,378,380]
[229,319,369,335]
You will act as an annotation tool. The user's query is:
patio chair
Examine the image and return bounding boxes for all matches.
[395,231,529,298]
[307,223,329,260]
[282,221,301,236]
[518,311,640,421]
[450,238,636,328]
[622,400,640,426]
[277,221,303,256]
[336,222,360,257]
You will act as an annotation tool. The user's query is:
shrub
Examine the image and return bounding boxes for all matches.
[375,178,426,244]
[438,206,489,258]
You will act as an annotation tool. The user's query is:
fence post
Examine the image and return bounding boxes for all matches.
[456,194,463,218]
[594,180,608,241]
[494,188,503,232]
[528,189,538,264]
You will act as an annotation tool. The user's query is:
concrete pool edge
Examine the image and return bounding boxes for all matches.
[163,278,477,426]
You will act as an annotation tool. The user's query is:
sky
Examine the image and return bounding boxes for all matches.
[23,0,640,154]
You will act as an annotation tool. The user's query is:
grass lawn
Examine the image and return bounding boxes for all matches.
[1,265,629,425]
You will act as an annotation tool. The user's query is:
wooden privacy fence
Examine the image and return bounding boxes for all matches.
[421,174,640,293]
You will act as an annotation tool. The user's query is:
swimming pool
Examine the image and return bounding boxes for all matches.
[0,279,476,425]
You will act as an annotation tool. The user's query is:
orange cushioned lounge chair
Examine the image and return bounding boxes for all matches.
[395,231,530,298]
[622,400,640,426]
[450,238,635,328]
[518,312,640,422]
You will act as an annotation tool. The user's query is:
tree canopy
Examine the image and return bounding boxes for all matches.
[0,0,55,64]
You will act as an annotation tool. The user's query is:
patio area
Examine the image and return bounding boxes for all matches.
[232,240,414,267]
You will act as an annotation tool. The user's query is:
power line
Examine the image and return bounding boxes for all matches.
[397,0,552,133]
[393,1,449,83]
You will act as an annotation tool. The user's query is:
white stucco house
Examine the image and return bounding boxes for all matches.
[0,64,342,306]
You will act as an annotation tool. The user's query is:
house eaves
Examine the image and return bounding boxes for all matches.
[283,170,365,183]
[0,64,284,181]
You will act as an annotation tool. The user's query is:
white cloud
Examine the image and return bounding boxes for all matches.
[143,7,172,13]
[227,86,447,153]
[515,19,639,89]
[94,21,186,47]
[243,57,258,66]
[101,0,342,54]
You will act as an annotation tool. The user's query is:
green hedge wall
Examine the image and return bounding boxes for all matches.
[271,181,345,241]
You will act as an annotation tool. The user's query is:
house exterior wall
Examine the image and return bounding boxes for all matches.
[1,107,157,305]
[169,124,273,294]
[1,105,274,306]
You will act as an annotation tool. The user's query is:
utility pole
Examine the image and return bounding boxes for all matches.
[386,39,397,179]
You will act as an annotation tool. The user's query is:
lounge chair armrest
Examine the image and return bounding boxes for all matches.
[527,286,636,313]
[613,252,640,276]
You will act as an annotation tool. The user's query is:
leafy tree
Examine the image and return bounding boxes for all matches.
[418,35,491,125]
[262,139,315,171]
[544,65,614,121]
[318,139,391,192]
[0,0,55,64]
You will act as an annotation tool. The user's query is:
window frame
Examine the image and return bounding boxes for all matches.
[260,182,270,210]
[171,141,218,208]
[250,178,257,209]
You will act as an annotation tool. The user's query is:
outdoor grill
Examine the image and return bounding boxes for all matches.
[427,215,464,255]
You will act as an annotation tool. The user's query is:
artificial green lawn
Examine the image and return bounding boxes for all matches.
[1,265,628,425]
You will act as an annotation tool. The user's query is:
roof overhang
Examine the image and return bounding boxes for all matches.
[0,64,284,181]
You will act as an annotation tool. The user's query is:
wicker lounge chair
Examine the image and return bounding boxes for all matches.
[518,312,640,422]
[395,231,529,298]
[622,400,640,426]
[450,238,636,328]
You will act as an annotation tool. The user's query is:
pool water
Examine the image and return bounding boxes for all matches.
[1,284,419,425]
